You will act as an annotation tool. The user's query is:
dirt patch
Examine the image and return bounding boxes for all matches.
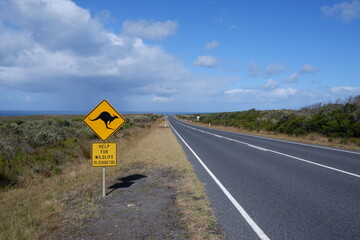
[67,167,187,240]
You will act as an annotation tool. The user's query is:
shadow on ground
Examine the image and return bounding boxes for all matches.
[107,174,147,195]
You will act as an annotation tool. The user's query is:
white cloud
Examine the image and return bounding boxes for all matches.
[194,56,219,68]
[247,61,262,77]
[0,0,232,112]
[331,86,360,94]
[224,85,360,110]
[301,64,317,74]
[0,0,108,56]
[271,88,298,98]
[284,73,299,83]
[248,61,286,78]
[2,0,351,112]
[265,63,286,76]
[225,87,299,102]
[225,89,255,94]
[321,1,360,23]
[152,96,169,102]
[262,79,280,90]
[205,40,219,50]
[282,64,317,83]
[248,62,315,83]
[122,19,178,40]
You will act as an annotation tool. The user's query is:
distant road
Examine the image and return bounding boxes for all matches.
[169,116,360,240]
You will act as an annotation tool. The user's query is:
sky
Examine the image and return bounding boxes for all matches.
[0,0,359,113]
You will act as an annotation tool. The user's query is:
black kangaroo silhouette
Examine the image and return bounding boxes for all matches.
[89,111,119,130]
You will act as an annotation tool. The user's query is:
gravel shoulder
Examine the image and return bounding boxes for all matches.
[51,121,222,240]
[72,167,187,240]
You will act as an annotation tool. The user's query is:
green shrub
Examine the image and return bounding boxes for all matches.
[0,114,160,188]
[189,95,360,140]
[51,167,62,175]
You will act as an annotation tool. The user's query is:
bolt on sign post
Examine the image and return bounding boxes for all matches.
[83,100,126,197]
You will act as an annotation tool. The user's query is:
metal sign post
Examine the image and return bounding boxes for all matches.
[103,167,106,197]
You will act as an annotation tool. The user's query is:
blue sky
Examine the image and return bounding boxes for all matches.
[0,0,359,113]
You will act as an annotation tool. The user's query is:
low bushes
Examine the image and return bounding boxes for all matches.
[178,95,360,145]
[0,114,162,188]
[0,118,92,187]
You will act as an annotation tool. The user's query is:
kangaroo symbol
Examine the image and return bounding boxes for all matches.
[89,111,119,130]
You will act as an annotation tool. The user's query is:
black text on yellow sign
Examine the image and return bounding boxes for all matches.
[83,100,126,141]
[92,142,117,167]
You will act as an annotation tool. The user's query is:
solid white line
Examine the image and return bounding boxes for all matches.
[174,120,360,179]
[248,144,268,152]
[170,122,270,240]
[267,149,360,178]
[175,118,360,155]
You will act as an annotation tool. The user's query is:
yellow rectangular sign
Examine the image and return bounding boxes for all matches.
[92,142,117,167]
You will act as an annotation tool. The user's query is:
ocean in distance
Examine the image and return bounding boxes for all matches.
[0,110,197,117]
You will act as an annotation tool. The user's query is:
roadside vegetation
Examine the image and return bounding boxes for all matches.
[178,95,360,149]
[0,114,160,189]
[111,120,221,239]
[0,114,221,239]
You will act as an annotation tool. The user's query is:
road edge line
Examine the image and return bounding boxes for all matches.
[176,118,360,155]
[175,120,360,179]
[170,121,270,240]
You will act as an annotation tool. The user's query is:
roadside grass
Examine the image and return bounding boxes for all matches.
[0,118,221,240]
[0,161,101,240]
[0,113,160,188]
[178,118,360,152]
[120,121,221,239]
[0,114,159,240]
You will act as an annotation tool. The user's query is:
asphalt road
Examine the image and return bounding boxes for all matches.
[168,116,360,240]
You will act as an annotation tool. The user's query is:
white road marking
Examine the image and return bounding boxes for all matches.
[170,122,270,240]
[176,118,360,155]
[174,119,360,179]
[248,144,269,152]
[266,149,360,178]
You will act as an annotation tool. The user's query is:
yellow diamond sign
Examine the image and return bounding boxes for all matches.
[83,100,126,141]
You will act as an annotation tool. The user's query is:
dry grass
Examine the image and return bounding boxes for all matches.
[0,157,105,239]
[121,121,221,239]
[0,119,221,240]
[180,119,360,152]
[0,119,153,240]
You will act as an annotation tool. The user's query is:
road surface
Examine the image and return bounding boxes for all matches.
[169,116,360,240]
